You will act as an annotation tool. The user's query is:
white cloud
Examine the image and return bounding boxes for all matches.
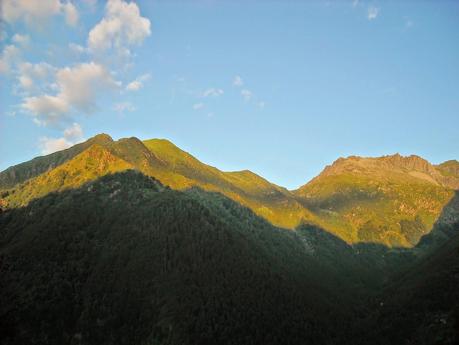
[257,101,265,109]
[69,43,87,55]
[63,2,78,26]
[1,0,61,24]
[233,75,243,87]
[126,73,150,91]
[0,35,31,75]
[12,33,30,47]
[1,0,79,27]
[22,62,120,125]
[126,80,141,91]
[193,102,204,110]
[23,95,70,124]
[202,88,224,97]
[241,89,252,102]
[63,122,83,141]
[88,0,151,54]
[113,101,135,112]
[39,137,72,154]
[17,62,56,92]
[57,62,120,112]
[367,6,379,20]
[3,0,151,134]
[39,122,84,154]
[0,44,20,74]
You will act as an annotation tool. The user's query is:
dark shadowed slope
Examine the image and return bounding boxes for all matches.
[0,171,355,345]
[0,170,458,345]
[365,221,459,345]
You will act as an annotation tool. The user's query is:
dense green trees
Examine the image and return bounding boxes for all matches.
[0,171,348,345]
[0,171,457,345]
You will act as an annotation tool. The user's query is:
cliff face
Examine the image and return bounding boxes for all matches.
[310,154,459,190]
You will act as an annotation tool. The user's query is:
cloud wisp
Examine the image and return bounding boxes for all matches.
[367,6,379,20]
[39,122,84,154]
[126,73,151,91]
[202,88,224,98]
[232,75,264,108]
[114,101,136,113]
[233,75,243,87]
[1,0,79,27]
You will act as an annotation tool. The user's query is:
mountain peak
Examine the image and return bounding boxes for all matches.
[436,160,459,176]
[320,153,436,179]
[89,133,113,144]
[380,153,431,171]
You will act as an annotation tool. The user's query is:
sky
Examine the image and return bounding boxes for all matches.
[0,0,458,189]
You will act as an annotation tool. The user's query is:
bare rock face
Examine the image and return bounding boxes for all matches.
[314,154,459,190]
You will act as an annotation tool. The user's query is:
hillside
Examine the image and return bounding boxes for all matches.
[294,154,459,247]
[364,223,459,345]
[1,135,457,248]
[0,150,458,344]
[1,170,456,345]
[0,170,357,345]
[142,139,316,228]
[0,134,114,189]
[436,160,459,183]
[0,135,316,229]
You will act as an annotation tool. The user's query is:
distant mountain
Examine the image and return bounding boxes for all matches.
[436,160,459,184]
[1,135,458,248]
[294,154,459,247]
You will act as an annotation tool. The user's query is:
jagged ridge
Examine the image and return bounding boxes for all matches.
[1,135,458,248]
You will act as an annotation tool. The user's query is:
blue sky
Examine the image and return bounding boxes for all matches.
[0,0,458,189]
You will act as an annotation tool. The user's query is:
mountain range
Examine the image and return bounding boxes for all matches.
[0,134,458,345]
[1,133,458,248]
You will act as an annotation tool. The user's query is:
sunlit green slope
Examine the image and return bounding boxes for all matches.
[0,134,113,189]
[143,138,317,227]
[3,144,133,208]
[436,160,459,184]
[1,135,457,247]
[0,135,317,228]
[294,154,459,247]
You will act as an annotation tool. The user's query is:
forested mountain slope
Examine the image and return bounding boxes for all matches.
[0,171,357,345]
[364,222,459,345]
[0,135,316,229]
[0,170,457,344]
[1,134,458,249]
